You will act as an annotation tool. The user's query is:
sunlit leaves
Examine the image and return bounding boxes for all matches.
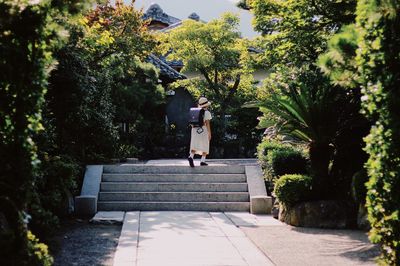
[160,13,256,112]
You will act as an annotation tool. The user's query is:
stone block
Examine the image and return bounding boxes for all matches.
[279,200,357,228]
[250,195,272,214]
[75,196,97,217]
[90,211,125,225]
[126,158,139,163]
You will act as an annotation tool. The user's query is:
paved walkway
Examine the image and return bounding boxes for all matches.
[112,211,275,266]
[108,211,379,266]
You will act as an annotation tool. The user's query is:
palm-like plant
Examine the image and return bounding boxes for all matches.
[258,70,363,197]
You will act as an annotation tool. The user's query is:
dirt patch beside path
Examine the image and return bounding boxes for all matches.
[50,219,121,266]
[241,225,379,266]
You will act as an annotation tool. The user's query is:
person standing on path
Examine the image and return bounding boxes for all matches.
[188,97,212,167]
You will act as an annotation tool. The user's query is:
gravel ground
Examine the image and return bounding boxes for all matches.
[50,219,121,266]
[241,225,380,266]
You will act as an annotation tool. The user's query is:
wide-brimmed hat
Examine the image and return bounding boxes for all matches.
[198,97,211,108]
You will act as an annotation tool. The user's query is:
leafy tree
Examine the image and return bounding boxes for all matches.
[318,24,359,89]
[83,1,164,159]
[249,0,369,199]
[250,0,356,68]
[160,13,258,149]
[46,25,119,163]
[46,0,163,161]
[320,0,400,263]
[0,0,88,264]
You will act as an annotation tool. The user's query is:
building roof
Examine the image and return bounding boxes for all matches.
[159,55,184,68]
[147,54,186,80]
[143,3,181,26]
[159,12,203,33]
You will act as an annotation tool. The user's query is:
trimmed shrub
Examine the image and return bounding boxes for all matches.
[268,149,308,177]
[257,139,290,158]
[256,139,292,171]
[274,174,312,206]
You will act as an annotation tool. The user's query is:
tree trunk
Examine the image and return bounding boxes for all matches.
[309,141,333,198]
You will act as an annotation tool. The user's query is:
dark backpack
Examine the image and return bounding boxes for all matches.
[189,107,205,127]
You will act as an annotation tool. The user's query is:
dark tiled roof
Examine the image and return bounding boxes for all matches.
[147,54,186,80]
[159,21,183,32]
[159,54,184,68]
[248,47,264,54]
[159,12,203,33]
[143,3,181,26]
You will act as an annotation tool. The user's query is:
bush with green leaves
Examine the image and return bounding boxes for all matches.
[319,0,400,262]
[356,1,400,263]
[274,174,312,207]
[268,149,308,177]
[29,155,81,239]
[0,0,87,264]
[256,139,291,167]
[256,139,293,191]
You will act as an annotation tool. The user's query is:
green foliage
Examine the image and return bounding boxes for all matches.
[250,0,356,67]
[46,1,164,161]
[256,139,291,170]
[27,231,53,266]
[268,149,307,177]
[319,0,400,262]
[318,24,359,88]
[0,0,87,264]
[160,13,258,147]
[116,144,140,159]
[257,67,368,197]
[257,139,290,157]
[250,0,369,202]
[256,139,305,193]
[274,174,312,206]
[47,42,119,162]
[356,0,400,263]
[29,155,81,238]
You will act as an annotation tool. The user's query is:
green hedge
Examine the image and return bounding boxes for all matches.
[256,139,292,174]
[274,174,312,206]
[268,149,308,177]
[257,139,291,158]
[355,0,400,263]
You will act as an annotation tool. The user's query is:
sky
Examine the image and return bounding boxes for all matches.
[131,0,259,38]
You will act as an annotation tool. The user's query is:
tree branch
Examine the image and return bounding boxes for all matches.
[199,68,221,97]
[225,74,241,104]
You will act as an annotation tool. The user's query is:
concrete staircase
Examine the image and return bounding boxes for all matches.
[97,164,250,212]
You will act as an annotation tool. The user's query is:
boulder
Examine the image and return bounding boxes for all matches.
[271,198,279,219]
[279,200,357,228]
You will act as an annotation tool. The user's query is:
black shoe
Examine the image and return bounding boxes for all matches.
[188,157,194,167]
[200,162,208,166]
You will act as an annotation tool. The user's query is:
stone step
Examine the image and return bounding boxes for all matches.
[103,165,245,174]
[98,192,249,202]
[97,201,250,212]
[100,182,248,192]
[102,173,246,183]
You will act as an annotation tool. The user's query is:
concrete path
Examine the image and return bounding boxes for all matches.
[113,211,274,266]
